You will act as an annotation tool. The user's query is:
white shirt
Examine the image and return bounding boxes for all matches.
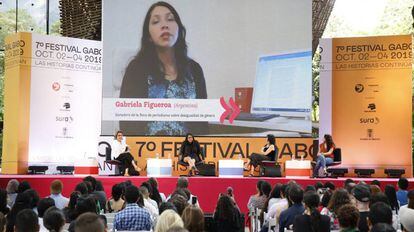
[266,198,288,222]
[49,193,69,210]
[111,139,127,159]
[144,198,159,220]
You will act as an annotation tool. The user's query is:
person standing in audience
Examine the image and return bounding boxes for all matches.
[351,184,371,232]
[244,134,277,177]
[155,209,184,232]
[279,184,305,232]
[113,185,152,231]
[321,189,351,230]
[74,212,105,232]
[182,205,204,232]
[43,207,65,232]
[368,202,393,230]
[106,183,125,213]
[49,180,69,210]
[14,209,39,232]
[397,177,409,206]
[293,190,330,232]
[336,204,360,232]
[314,134,336,177]
[213,195,242,232]
[5,179,19,209]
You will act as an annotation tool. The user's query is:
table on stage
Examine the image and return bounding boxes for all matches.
[218,159,244,177]
[146,158,172,177]
[285,159,311,178]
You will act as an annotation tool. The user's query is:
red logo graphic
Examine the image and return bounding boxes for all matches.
[220,97,240,124]
[52,82,60,91]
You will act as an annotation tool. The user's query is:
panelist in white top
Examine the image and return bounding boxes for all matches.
[112,130,141,176]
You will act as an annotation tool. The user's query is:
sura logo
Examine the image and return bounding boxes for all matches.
[56,116,74,123]
[359,117,379,124]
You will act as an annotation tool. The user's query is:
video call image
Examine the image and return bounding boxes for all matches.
[102,0,312,137]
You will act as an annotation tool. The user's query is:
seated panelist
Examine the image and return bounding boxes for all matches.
[179,133,204,176]
[244,134,277,177]
[111,130,141,176]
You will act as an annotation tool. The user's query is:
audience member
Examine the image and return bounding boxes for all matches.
[25,189,40,214]
[148,177,166,206]
[74,182,88,196]
[6,191,32,232]
[49,180,69,210]
[370,185,382,196]
[264,183,283,213]
[139,185,159,219]
[74,212,105,232]
[92,180,107,213]
[369,202,393,228]
[14,209,39,232]
[106,183,125,213]
[169,194,190,216]
[397,178,409,206]
[370,223,396,232]
[214,195,242,232]
[247,180,267,210]
[324,182,336,191]
[399,206,414,232]
[113,185,152,231]
[37,197,55,231]
[17,181,31,193]
[266,184,289,229]
[63,191,81,223]
[337,204,359,232]
[5,179,19,209]
[0,212,6,232]
[351,184,371,232]
[159,202,178,215]
[182,205,204,232]
[173,177,198,206]
[293,190,330,232]
[370,193,390,207]
[322,188,351,230]
[68,196,98,232]
[384,185,399,213]
[0,190,9,215]
[43,207,65,232]
[371,180,381,188]
[320,189,333,211]
[279,184,305,232]
[155,209,184,232]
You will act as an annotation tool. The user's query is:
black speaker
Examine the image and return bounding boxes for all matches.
[28,166,48,174]
[57,166,75,175]
[260,164,282,177]
[327,168,348,177]
[384,168,405,178]
[354,168,375,177]
[198,163,216,176]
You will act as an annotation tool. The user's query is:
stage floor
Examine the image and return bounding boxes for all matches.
[0,175,413,213]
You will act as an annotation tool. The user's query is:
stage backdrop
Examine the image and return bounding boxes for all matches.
[97,136,315,176]
[319,35,413,177]
[2,32,102,174]
[101,0,313,137]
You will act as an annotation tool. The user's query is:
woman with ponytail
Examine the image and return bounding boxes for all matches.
[293,191,330,232]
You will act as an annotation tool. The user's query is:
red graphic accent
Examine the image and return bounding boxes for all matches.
[220,97,231,123]
[228,97,241,123]
[52,82,60,91]
[220,97,241,124]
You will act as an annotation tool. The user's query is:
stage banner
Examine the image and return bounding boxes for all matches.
[2,32,102,174]
[97,136,315,176]
[319,35,412,177]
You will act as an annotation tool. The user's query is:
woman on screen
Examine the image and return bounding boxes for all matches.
[179,133,203,176]
[244,134,277,177]
[313,134,335,177]
[120,1,208,136]
[112,131,141,176]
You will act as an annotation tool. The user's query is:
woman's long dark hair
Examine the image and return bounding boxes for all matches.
[384,185,399,212]
[215,195,237,221]
[147,178,163,207]
[133,1,189,82]
[324,134,335,151]
[304,191,322,232]
[263,183,282,213]
[267,134,276,146]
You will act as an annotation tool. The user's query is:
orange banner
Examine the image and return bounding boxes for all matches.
[122,137,314,176]
[330,35,412,177]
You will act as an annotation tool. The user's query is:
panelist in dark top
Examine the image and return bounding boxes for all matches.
[244,134,277,177]
[179,133,203,176]
[119,1,208,136]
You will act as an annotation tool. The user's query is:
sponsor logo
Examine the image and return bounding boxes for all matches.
[63,102,70,109]
[359,117,380,124]
[52,82,60,91]
[55,126,74,139]
[56,116,74,123]
[355,84,364,93]
[365,103,376,112]
[360,128,380,141]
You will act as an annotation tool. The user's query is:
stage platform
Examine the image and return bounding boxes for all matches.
[0,175,413,213]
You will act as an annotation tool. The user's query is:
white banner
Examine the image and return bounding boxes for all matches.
[27,34,102,170]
